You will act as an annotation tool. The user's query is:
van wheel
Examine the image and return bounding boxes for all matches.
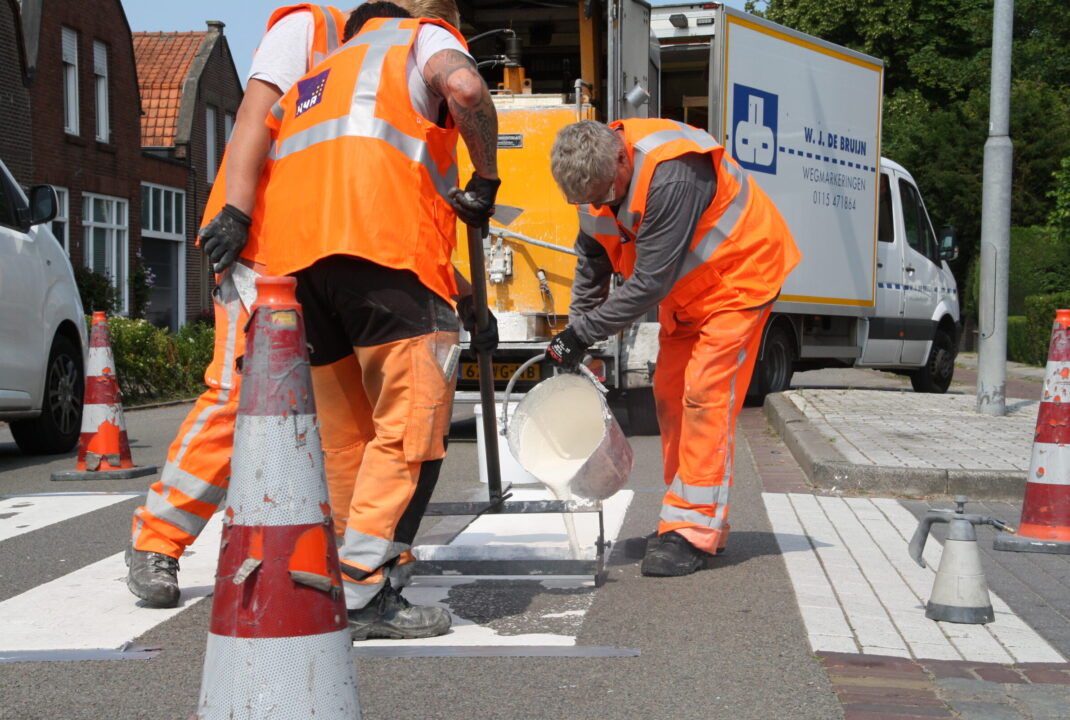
[626,387,660,436]
[10,334,84,454]
[911,330,955,394]
[747,323,795,404]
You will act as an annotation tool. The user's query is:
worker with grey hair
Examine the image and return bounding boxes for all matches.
[547,118,800,576]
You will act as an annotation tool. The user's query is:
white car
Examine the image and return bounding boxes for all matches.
[0,157,87,454]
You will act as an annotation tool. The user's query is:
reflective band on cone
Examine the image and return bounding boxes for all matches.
[196,277,361,719]
[995,309,1070,555]
[51,312,156,481]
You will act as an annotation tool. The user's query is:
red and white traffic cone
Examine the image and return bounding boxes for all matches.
[51,311,156,481]
[994,308,1070,555]
[196,277,361,719]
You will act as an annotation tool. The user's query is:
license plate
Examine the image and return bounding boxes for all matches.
[460,362,540,382]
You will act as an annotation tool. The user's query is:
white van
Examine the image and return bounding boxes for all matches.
[0,157,88,453]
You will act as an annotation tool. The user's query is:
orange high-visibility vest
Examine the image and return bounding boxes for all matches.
[578,119,800,315]
[260,17,468,303]
[200,4,347,266]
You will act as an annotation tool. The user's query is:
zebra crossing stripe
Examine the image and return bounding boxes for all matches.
[0,512,223,657]
[0,493,139,542]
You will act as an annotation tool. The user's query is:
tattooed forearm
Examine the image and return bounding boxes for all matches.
[424,50,498,179]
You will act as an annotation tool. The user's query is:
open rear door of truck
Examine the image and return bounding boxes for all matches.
[608,0,653,121]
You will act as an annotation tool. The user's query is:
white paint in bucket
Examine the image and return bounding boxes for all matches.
[510,376,608,560]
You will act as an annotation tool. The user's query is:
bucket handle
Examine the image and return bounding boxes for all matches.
[500,353,608,437]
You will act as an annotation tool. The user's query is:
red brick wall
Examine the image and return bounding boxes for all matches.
[29,0,142,308]
[0,0,32,181]
[182,26,243,322]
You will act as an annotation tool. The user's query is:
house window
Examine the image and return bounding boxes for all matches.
[206,105,217,183]
[51,187,69,253]
[83,193,129,313]
[93,41,109,143]
[61,27,79,135]
[224,112,235,142]
[141,183,186,329]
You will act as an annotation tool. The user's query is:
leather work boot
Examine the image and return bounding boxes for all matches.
[640,531,713,577]
[125,545,181,608]
[348,580,452,640]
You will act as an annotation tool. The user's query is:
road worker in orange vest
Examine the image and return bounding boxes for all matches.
[257,7,500,639]
[125,0,493,611]
[547,119,801,577]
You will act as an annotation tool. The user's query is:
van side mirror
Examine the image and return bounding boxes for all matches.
[28,185,58,227]
[938,225,958,262]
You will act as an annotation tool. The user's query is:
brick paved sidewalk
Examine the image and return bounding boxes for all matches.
[738,407,1070,720]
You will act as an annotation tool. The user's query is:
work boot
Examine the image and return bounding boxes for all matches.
[640,531,713,577]
[348,580,452,640]
[125,545,181,608]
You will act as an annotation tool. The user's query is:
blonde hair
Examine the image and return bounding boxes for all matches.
[394,0,461,29]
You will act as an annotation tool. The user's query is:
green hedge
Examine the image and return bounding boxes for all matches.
[98,317,214,405]
[1007,315,1029,364]
[962,225,1070,322]
[1023,292,1070,366]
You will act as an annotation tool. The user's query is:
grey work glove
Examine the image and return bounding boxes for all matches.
[457,294,499,355]
[448,174,501,227]
[200,204,251,273]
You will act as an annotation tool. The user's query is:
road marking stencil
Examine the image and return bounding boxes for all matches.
[763,492,1064,663]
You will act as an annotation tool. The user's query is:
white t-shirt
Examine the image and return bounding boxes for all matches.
[248,10,471,121]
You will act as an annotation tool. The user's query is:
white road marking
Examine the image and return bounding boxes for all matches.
[0,494,135,542]
[0,512,223,653]
[365,488,634,649]
[763,492,1065,663]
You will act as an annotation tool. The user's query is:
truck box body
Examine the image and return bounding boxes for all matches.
[453,1,960,414]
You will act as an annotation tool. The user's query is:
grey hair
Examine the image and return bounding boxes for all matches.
[551,121,621,201]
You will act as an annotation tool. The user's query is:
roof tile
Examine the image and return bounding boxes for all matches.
[132,32,209,147]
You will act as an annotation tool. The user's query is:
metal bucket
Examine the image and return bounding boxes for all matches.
[504,370,634,501]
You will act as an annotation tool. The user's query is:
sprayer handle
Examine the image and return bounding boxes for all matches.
[908,514,946,568]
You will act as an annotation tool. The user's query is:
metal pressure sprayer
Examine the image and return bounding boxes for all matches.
[908,495,1014,624]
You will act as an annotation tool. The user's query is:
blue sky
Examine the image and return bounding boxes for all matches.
[121,0,746,85]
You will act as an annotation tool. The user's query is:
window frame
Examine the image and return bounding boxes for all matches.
[61,26,79,136]
[93,40,110,143]
[82,192,129,313]
[206,105,217,183]
[51,187,69,252]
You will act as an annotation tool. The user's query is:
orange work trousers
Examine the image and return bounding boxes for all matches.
[312,330,457,610]
[652,302,771,554]
[129,274,247,557]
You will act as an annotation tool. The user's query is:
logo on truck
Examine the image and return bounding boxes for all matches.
[731,84,777,174]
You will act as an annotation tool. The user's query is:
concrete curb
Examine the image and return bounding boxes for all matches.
[762,393,1028,501]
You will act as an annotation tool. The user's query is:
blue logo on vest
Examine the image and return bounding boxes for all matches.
[295,69,330,118]
[731,84,777,174]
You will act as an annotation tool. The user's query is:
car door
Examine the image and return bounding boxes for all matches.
[0,166,46,410]
[859,170,904,365]
[896,174,943,365]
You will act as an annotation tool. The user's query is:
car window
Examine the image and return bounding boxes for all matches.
[0,177,19,229]
[877,173,893,243]
[898,178,937,262]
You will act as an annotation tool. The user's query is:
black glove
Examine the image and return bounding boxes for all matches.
[457,294,498,355]
[448,174,501,227]
[546,326,589,370]
[200,204,251,273]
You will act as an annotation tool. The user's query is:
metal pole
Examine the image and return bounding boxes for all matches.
[977,0,1014,416]
[465,223,505,501]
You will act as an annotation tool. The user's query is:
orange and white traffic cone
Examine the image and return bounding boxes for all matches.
[51,311,157,481]
[994,308,1070,555]
[196,277,360,719]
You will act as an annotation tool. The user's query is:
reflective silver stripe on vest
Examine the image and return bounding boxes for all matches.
[616,122,717,229]
[271,21,459,201]
[578,204,620,237]
[269,101,285,122]
[675,164,751,281]
[318,5,340,53]
[666,475,731,507]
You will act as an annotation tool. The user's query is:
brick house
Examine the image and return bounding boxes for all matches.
[0,0,32,181]
[20,0,143,314]
[134,22,242,329]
